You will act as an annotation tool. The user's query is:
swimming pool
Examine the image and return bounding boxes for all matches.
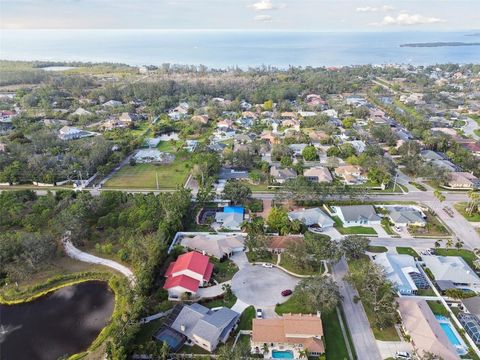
[435,315,467,354]
[271,350,294,359]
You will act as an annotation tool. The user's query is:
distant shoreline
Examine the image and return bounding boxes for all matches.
[400,42,480,48]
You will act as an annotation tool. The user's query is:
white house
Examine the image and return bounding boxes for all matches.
[332,205,381,227]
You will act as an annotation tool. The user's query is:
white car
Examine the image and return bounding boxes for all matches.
[395,351,411,360]
[256,309,263,319]
[262,263,273,268]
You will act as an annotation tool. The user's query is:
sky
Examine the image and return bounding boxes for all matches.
[1,0,479,31]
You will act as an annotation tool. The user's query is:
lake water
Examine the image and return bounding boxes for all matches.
[0,30,479,68]
[0,281,115,360]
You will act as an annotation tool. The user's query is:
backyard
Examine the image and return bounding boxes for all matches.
[104,161,190,189]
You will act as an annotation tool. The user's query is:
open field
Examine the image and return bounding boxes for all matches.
[104,162,190,189]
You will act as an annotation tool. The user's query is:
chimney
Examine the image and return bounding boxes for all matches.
[181,325,186,332]
[316,311,321,318]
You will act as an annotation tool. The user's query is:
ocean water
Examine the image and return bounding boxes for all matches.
[0,29,479,68]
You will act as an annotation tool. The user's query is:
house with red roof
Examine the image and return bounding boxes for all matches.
[164,251,214,298]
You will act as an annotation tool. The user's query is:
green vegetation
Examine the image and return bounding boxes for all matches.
[134,318,163,345]
[210,258,239,283]
[396,247,419,258]
[367,246,388,253]
[333,216,377,235]
[454,202,480,222]
[104,161,190,189]
[410,181,427,191]
[238,306,256,331]
[408,211,449,237]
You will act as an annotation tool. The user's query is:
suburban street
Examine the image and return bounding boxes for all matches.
[463,117,480,141]
[333,258,382,360]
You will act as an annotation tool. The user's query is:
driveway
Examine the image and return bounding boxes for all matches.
[377,340,413,359]
[231,265,299,307]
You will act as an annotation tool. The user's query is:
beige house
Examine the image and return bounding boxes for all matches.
[303,166,333,183]
[180,234,245,259]
[397,298,461,360]
[447,172,479,189]
[192,115,209,124]
[334,165,366,185]
[252,313,325,357]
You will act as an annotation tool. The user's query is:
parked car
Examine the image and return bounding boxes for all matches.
[256,309,263,319]
[395,351,412,360]
[262,263,273,268]
[281,289,292,296]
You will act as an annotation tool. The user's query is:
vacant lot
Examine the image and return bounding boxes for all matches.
[104,162,190,189]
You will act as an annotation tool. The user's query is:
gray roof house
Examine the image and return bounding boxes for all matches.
[420,150,444,162]
[373,253,427,295]
[423,255,480,290]
[288,208,334,229]
[332,205,381,227]
[387,207,426,227]
[171,303,239,352]
[270,166,297,184]
[213,212,244,231]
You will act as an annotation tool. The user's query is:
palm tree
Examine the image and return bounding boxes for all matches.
[446,238,453,249]
[455,240,463,251]
[467,191,480,216]
[262,343,269,355]
[298,349,310,359]
[434,190,445,203]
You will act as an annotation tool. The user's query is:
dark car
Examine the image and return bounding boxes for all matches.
[281,289,292,296]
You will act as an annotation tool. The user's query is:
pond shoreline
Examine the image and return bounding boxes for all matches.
[1,273,126,360]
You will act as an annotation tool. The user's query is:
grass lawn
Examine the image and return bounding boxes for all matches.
[210,258,239,283]
[408,212,449,237]
[382,222,397,236]
[279,254,323,275]
[134,318,163,345]
[332,216,377,235]
[409,181,427,191]
[247,182,277,193]
[238,306,256,331]
[396,247,419,258]
[104,161,190,189]
[200,293,237,309]
[454,202,480,222]
[367,246,388,253]
[434,248,478,270]
[156,140,179,153]
[427,300,449,317]
[323,309,351,360]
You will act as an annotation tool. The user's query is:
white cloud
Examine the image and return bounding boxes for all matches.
[356,5,395,12]
[249,0,284,11]
[254,14,272,22]
[378,13,446,26]
[356,6,378,12]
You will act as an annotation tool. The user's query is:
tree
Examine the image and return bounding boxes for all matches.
[222,181,252,205]
[302,145,318,161]
[196,180,215,208]
[467,191,480,216]
[267,207,291,235]
[434,190,446,203]
[340,235,370,260]
[445,288,471,300]
[295,275,342,314]
[446,238,453,249]
[280,155,293,167]
[263,99,273,111]
[346,261,397,329]
[455,240,463,251]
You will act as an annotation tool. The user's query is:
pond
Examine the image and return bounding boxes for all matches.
[0,280,115,360]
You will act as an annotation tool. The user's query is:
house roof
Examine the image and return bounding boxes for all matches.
[171,304,239,349]
[288,208,334,227]
[422,255,480,285]
[336,205,381,223]
[270,166,297,180]
[180,234,245,259]
[397,298,460,360]
[267,235,304,249]
[373,253,420,293]
[252,314,324,353]
[388,209,426,225]
[166,251,213,280]
[164,274,200,292]
[303,167,333,182]
[462,296,480,318]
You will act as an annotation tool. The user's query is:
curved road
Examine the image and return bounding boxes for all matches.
[463,117,480,141]
[63,238,136,286]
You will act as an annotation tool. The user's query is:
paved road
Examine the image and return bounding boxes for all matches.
[63,239,136,285]
[370,237,438,248]
[332,258,382,360]
[463,117,480,140]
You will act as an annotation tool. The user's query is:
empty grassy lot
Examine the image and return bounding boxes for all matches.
[104,162,190,189]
